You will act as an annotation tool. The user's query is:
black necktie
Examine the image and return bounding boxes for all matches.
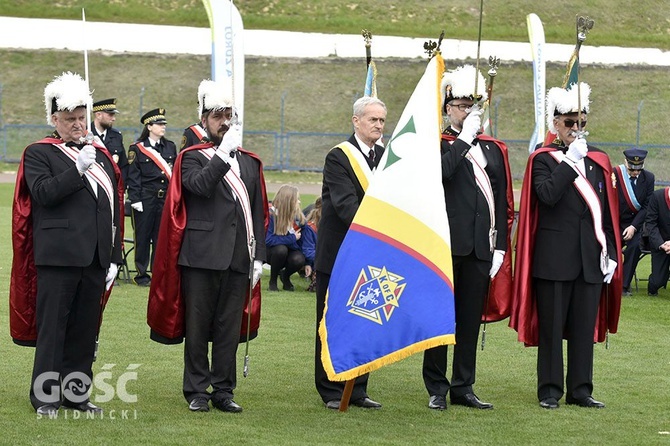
[368,150,375,164]
[631,177,637,186]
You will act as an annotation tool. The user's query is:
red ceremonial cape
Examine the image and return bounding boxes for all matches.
[509,145,623,346]
[441,133,515,322]
[10,137,124,346]
[146,143,269,344]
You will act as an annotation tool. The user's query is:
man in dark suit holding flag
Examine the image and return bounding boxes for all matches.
[614,148,654,296]
[314,96,386,410]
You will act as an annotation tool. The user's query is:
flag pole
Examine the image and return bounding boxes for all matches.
[338,380,355,412]
[473,0,485,105]
[574,15,594,139]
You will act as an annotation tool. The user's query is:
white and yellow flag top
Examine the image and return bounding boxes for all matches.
[320,54,456,381]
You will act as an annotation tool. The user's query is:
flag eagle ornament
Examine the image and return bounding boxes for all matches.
[319,54,456,382]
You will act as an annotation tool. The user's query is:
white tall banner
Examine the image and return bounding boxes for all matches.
[527,13,546,153]
[202,0,245,128]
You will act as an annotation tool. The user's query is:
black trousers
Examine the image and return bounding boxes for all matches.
[31,262,105,409]
[535,276,601,401]
[182,266,247,404]
[132,195,165,281]
[622,231,642,290]
[648,250,670,294]
[422,253,489,398]
[314,271,370,403]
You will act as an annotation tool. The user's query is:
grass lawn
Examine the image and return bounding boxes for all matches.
[0,180,669,444]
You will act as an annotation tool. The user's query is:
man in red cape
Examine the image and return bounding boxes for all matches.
[510,82,622,410]
[147,78,268,414]
[423,65,514,412]
[10,71,124,416]
[146,143,268,345]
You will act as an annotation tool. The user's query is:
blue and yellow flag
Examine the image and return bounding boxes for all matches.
[320,54,455,382]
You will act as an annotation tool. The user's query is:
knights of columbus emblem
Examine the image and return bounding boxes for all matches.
[346,266,406,325]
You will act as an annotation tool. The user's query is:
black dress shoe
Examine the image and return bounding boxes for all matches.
[428,395,447,410]
[268,282,279,291]
[325,400,341,410]
[62,401,103,414]
[648,291,659,296]
[351,397,382,409]
[566,396,605,408]
[36,404,59,416]
[539,397,559,409]
[451,393,493,409]
[188,397,210,412]
[212,398,243,413]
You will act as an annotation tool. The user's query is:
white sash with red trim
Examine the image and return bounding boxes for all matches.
[200,147,254,259]
[615,164,641,212]
[334,141,374,192]
[189,124,208,142]
[549,150,609,274]
[135,142,172,180]
[54,143,116,240]
[465,143,496,252]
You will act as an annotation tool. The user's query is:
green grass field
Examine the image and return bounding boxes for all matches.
[1,181,669,445]
[1,2,670,444]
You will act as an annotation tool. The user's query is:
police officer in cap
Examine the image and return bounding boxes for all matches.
[92,98,129,185]
[615,148,655,296]
[127,108,177,286]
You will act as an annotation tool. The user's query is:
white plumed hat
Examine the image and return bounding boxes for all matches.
[197,79,234,117]
[441,64,488,112]
[44,72,91,126]
[546,82,591,133]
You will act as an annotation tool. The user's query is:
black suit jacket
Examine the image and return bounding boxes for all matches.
[315,134,384,274]
[618,168,654,230]
[441,134,508,261]
[22,142,123,268]
[531,147,616,283]
[645,188,670,251]
[93,126,128,185]
[177,150,267,272]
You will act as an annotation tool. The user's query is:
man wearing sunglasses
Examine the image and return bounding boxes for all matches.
[512,82,622,410]
[614,148,654,296]
[422,65,513,411]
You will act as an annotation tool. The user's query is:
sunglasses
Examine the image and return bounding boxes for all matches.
[562,119,587,128]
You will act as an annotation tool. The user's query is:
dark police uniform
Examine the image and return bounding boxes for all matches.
[92,98,129,186]
[127,109,177,285]
[616,148,654,294]
[181,122,209,150]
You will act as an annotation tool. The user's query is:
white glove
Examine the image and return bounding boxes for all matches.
[603,259,617,284]
[131,202,144,213]
[456,107,483,146]
[565,137,588,163]
[252,260,263,287]
[215,124,242,160]
[105,263,118,291]
[76,145,97,175]
[489,249,505,278]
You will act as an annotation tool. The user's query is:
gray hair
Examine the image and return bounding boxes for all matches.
[353,96,386,117]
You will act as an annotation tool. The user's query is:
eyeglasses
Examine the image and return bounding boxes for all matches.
[449,103,472,112]
[562,119,587,128]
